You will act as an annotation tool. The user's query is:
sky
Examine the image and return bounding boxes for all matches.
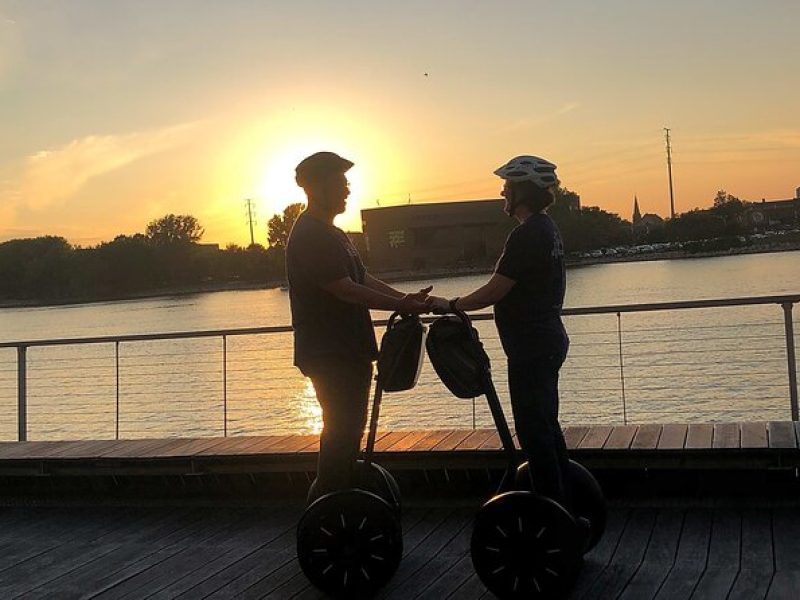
[1,0,798,247]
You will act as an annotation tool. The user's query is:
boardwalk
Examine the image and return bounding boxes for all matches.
[1,422,799,477]
[0,500,799,599]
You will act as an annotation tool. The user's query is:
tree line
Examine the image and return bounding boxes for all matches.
[0,188,783,304]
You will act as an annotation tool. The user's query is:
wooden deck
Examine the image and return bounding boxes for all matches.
[1,422,799,477]
[0,500,799,599]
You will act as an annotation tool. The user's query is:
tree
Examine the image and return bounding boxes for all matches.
[711,189,747,234]
[267,203,305,249]
[145,214,204,246]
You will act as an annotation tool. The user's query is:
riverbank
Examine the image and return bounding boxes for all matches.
[1,242,798,310]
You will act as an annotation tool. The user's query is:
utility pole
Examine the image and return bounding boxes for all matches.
[664,127,675,219]
[245,199,256,247]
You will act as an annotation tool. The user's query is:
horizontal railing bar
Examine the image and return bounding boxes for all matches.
[2,293,797,349]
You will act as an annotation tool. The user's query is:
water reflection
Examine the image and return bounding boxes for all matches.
[297,378,322,434]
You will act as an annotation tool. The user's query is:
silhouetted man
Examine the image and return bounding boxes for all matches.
[286,151,431,502]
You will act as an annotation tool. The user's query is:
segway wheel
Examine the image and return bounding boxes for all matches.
[514,460,606,554]
[356,461,401,515]
[566,460,606,552]
[297,490,402,598]
[471,491,582,600]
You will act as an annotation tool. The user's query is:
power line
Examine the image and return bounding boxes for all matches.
[664,127,675,218]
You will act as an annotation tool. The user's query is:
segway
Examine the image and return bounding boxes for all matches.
[426,311,605,599]
[297,312,426,598]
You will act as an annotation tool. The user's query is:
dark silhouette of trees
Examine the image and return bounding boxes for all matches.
[548,186,632,252]
[268,203,304,249]
[145,214,204,245]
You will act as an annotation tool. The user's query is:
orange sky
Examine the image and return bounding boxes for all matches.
[1,1,798,246]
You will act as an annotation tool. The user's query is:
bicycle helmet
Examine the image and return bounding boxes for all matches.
[494,155,559,189]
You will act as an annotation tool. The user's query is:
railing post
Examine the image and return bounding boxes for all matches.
[617,312,628,425]
[782,302,798,420]
[223,335,228,437]
[17,346,27,442]
[115,341,120,440]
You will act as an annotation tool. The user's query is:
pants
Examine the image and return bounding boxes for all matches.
[302,358,373,502]
[508,352,570,507]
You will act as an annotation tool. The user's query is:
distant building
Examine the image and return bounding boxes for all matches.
[360,199,515,273]
[631,196,665,238]
[743,196,800,229]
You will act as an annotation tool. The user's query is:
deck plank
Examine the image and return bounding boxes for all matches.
[618,509,683,600]
[740,421,768,449]
[564,426,590,450]
[453,429,495,450]
[712,423,740,449]
[690,509,741,599]
[685,424,714,450]
[409,429,457,452]
[386,431,432,452]
[767,507,800,599]
[657,424,688,450]
[382,509,473,599]
[581,509,657,598]
[631,424,662,450]
[578,425,614,450]
[604,425,638,450]
[727,509,774,600]
[373,431,412,452]
[653,510,712,599]
[767,421,797,449]
[568,508,630,599]
[431,430,473,452]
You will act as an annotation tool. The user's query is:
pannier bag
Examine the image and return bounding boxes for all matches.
[425,316,491,399]
[376,314,427,392]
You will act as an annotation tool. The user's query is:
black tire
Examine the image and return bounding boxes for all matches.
[566,460,606,552]
[297,490,403,598]
[306,462,401,515]
[356,461,401,514]
[514,460,606,553]
[471,491,582,599]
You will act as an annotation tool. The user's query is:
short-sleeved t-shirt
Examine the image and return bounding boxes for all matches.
[494,213,569,361]
[286,213,378,371]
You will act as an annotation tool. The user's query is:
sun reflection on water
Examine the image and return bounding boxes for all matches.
[297,378,322,434]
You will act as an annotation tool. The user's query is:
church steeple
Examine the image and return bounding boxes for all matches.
[633,196,642,223]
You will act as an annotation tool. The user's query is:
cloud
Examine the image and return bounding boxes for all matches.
[8,121,202,212]
[555,101,581,116]
[503,101,581,132]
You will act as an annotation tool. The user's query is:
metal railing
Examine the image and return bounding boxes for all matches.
[0,293,797,441]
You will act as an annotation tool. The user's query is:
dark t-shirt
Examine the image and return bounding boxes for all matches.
[286,212,378,371]
[494,213,569,361]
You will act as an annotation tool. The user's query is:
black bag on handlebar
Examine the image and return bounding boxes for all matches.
[425,316,491,399]
[376,314,427,392]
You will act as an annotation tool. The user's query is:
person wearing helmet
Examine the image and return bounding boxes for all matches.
[430,155,571,507]
[287,151,432,502]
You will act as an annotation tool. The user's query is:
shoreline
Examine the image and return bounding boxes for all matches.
[1,243,798,310]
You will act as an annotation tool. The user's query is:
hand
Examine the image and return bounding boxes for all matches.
[397,293,432,314]
[429,296,450,314]
[406,285,433,304]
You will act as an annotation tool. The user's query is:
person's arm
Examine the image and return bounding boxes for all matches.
[365,273,433,303]
[322,277,430,313]
[451,273,516,311]
[363,273,404,299]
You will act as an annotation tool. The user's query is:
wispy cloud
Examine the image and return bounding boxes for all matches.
[503,101,582,132]
[0,13,15,25]
[8,121,202,212]
[555,101,581,116]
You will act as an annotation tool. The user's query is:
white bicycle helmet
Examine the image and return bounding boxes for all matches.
[494,155,559,188]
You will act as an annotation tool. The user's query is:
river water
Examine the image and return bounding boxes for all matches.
[1,251,798,440]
